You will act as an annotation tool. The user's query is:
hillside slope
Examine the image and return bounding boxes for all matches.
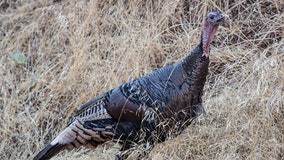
[0,1,283,159]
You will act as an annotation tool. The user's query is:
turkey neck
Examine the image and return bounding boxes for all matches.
[201,21,219,57]
[181,20,219,91]
[182,43,209,92]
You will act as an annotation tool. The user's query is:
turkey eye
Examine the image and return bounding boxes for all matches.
[209,15,214,19]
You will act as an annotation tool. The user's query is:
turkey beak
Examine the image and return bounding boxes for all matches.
[215,13,227,25]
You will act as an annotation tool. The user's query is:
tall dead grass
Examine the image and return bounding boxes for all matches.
[0,0,283,159]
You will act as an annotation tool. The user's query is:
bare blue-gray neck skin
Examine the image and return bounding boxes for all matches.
[202,11,226,57]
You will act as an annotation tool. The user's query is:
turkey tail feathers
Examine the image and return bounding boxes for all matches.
[33,120,93,160]
[33,143,65,160]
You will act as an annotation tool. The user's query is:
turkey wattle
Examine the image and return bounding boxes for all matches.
[34,11,226,160]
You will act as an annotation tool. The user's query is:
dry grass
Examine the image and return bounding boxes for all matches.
[0,0,283,159]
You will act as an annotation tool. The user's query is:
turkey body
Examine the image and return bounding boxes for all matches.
[73,43,208,145]
[34,11,225,160]
[34,43,208,160]
[83,43,208,140]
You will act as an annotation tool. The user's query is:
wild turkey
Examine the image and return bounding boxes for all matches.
[34,11,226,160]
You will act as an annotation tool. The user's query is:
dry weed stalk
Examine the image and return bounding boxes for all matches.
[0,0,283,159]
